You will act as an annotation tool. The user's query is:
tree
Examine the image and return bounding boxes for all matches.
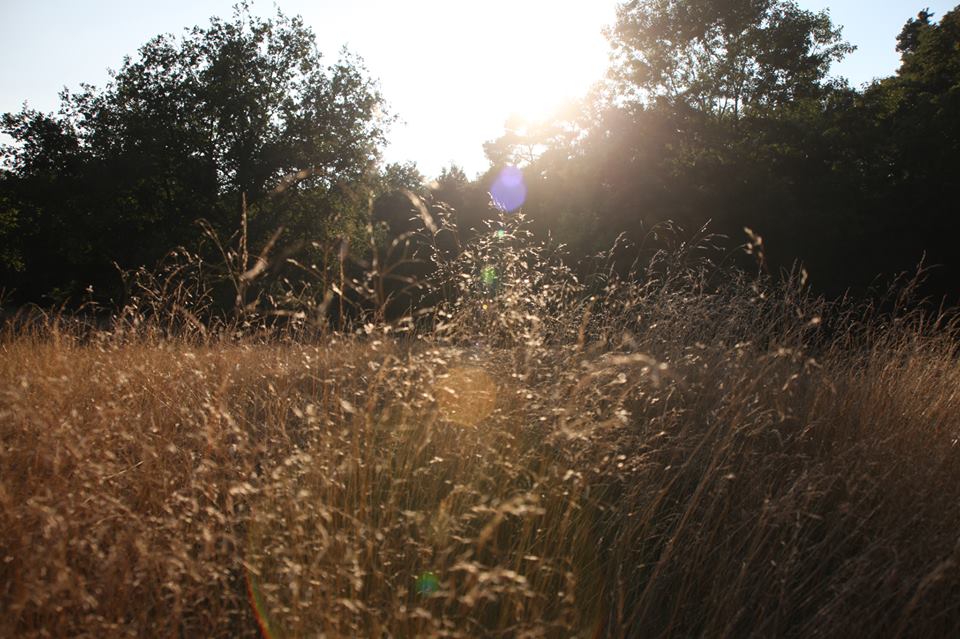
[475,0,864,291]
[0,4,388,304]
[842,6,960,299]
[607,0,853,119]
[371,162,426,237]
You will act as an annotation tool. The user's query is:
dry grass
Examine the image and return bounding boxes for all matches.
[2,219,960,637]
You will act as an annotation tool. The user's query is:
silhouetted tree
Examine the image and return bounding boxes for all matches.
[0,4,387,304]
[608,0,852,118]
[483,0,866,289]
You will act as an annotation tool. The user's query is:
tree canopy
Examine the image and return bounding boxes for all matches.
[472,3,960,303]
[1,5,388,304]
[3,2,960,311]
[607,0,853,118]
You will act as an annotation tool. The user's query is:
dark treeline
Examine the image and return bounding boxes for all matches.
[2,1,959,315]
[474,1,960,304]
[0,6,401,312]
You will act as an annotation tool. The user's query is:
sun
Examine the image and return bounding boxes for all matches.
[348,1,616,175]
[470,2,613,124]
[488,3,612,124]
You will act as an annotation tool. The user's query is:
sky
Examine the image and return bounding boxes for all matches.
[0,1,954,179]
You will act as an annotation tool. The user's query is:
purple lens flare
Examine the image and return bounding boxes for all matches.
[490,166,527,212]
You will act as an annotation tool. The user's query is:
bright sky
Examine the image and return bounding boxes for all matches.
[0,1,954,179]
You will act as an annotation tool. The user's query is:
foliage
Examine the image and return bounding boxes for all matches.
[607,0,853,117]
[0,4,388,305]
[4,3,960,636]
[5,2,960,307]
[477,4,960,303]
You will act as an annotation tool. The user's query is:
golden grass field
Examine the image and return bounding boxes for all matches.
[3,228,960,637]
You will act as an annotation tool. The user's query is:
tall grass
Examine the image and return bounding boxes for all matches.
[2,213,959,637]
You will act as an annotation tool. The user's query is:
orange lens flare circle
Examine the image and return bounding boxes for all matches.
[436,366,497,427]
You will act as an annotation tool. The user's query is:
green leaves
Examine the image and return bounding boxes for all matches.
[607,0,853,118]
[0,5,388,305]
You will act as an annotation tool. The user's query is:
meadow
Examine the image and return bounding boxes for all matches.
[2,219,960,638]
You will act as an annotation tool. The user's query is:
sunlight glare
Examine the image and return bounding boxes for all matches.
[329,1,615,175]
[436,366,497,427]
[480,3,610,123]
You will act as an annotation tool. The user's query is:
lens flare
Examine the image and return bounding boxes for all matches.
[436,366,497,427]
[481,265,497,287]
[246,567,279,639]
[416,571,440,595]
[490,166,526,212]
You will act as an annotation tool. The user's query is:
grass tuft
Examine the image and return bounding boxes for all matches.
[2,215,959,637]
